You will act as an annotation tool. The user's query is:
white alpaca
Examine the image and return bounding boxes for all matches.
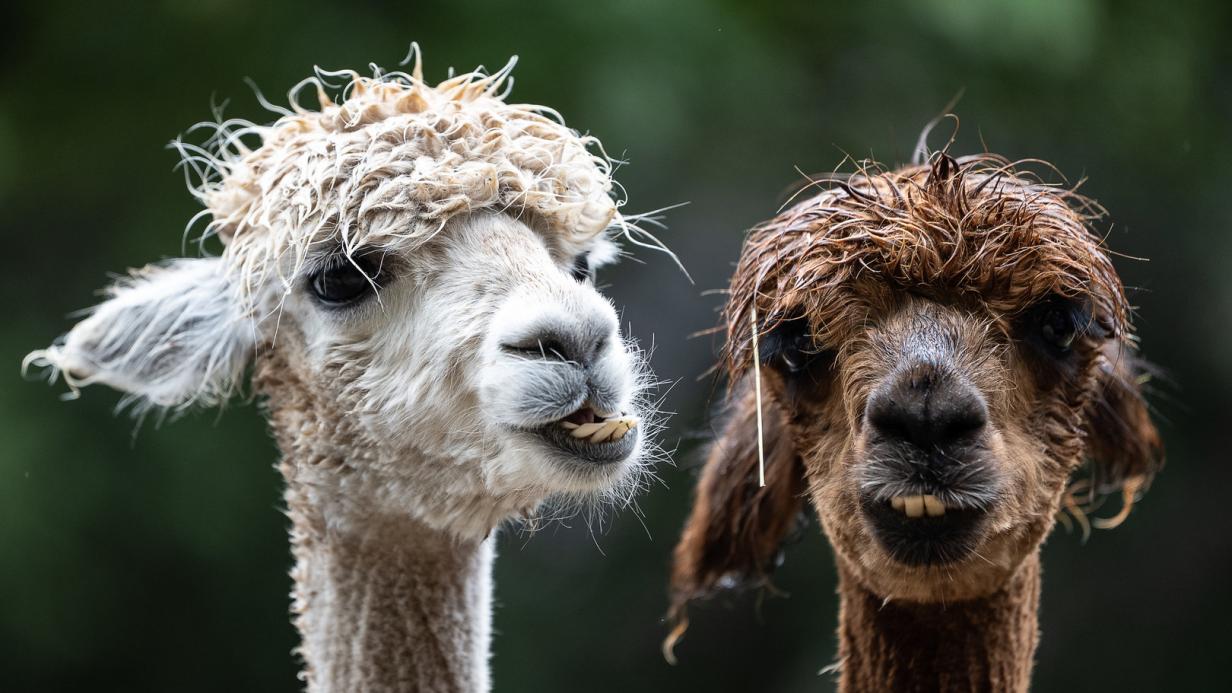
[26,49,665,692]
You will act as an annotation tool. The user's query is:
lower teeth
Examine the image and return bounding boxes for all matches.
[561,416,637,443]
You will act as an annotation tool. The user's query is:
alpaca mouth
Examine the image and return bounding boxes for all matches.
[859,492,990,566]
[558,406,638,443]
[531,406,640,465]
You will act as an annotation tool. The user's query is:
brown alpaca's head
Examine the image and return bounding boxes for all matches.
[670,153,1163,619]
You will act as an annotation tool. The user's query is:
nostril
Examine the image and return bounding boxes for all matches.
[590,335,609,363]
[498,312,617,368]
[937,398,988,442]
[500,337,570,361]
[867,401,913,442]
[499,329,611,367]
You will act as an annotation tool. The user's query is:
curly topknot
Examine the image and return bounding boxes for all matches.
[175,46,628,302]
[722,153,1131,380]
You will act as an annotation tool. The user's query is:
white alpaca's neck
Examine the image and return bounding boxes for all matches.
[287,500,494,693]
[256,348,495,693]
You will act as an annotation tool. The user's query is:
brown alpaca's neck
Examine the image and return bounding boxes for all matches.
[286,495,493,693]
[836,554,1040,693]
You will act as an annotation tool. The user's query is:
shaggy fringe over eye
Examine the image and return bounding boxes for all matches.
[722,151,1128,383]
[171,43,678,313]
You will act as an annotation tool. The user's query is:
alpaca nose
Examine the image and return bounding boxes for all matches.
[498,314,615,368]
[865,364,988,453]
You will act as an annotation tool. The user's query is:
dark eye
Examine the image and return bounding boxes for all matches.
[570,254,592,282]
[1028,298,1100,356]
[308,254,382,306]
[760,318,827,376]
[1039,307,1078,352]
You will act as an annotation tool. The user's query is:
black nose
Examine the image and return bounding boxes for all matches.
[866,364,988,452]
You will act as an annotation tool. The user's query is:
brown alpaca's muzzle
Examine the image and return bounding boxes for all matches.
[852,315,1005,564]
[858,359,1002,566]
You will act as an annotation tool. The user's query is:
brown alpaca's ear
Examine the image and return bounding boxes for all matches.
[665,377,805,659]
[1083,339,1164,527]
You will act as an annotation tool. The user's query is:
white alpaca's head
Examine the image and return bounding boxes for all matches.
[26,50,666,537]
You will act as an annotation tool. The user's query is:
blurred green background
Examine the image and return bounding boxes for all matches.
[2,1,1228,691]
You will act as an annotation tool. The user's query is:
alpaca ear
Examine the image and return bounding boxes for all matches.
[25,257,254,415]
[1083,339,1164,517]
[666,376,805,653]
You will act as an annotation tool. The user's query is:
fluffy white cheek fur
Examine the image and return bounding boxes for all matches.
[287,214,646,506]
[344,280,495,463]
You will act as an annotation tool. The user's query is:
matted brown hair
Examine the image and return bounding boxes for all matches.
[666,152,1163,651]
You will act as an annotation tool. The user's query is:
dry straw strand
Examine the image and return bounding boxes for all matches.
[751,305,766,488]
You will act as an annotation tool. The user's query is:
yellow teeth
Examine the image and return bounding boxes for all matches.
[564,416,638,443]
[614,418,638,439]
[904,495,924,518]
[889,494,947,518]
[923,494,946,517]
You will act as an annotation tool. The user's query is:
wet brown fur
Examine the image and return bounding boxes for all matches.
[668,152,1163,689]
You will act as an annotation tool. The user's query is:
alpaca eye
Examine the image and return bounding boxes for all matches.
[309,255,381,306]
[760,319,826,376]
[777,336,810,373]
[1039,306,1078,351]
[570,254,593,282]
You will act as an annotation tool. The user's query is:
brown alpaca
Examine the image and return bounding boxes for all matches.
[667,152,1163,691]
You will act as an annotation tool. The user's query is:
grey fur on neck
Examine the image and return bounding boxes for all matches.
[289,509,493,693]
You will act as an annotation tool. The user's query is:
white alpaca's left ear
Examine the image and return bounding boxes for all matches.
[25,257,254,414]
